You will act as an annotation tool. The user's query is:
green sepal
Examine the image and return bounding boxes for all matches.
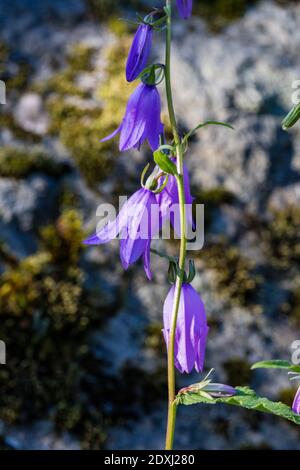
[140,64,165,86]
[168,261,177,284]
[153,149,177,175]
[282,103,300,130]
[186,259,196,283]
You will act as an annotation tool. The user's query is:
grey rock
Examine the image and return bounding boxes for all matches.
[2,420,80,450]
[14,93,49,135]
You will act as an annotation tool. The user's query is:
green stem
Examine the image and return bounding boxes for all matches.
[164,0,187,451]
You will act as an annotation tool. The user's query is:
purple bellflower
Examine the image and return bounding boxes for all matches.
[203,383,237,398]
[100,83,164,152]
[176,0,193,20]
[292,386,300,415]
[126,23,153,82]
[163,283,209,374]
[84,188,160,280]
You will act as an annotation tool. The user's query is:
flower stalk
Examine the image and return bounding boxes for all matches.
[164,0,187,450]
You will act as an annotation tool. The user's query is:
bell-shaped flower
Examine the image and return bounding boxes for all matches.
[100,83,164,152]
[84,188,160,280]
[176,0,193,19]
[163,283,209,373]
[126,23,153,82]
[292,386,300,415]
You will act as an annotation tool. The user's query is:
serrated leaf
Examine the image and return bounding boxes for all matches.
[251,360,300,374]
[176,386,300,425]
[153,150,177,176]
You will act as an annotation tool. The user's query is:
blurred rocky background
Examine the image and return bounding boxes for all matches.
[0,0,300,450]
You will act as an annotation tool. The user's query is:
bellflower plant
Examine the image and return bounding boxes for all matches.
[84,187,159,280]
[126,23,153,82]
[176,0,193,19]
[163,283,209,373]
[100,83,164,151]
[292,386,300,415]
[85,0,300,450]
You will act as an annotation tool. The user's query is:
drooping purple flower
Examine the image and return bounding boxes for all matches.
[156,159,194,232]
[100,83,163,152]
[84,188,160,280]
[126,24,153,82]
[163,283,209,374]
[176,0,193,19]
[292,386,300,415]
[203,383,237,398]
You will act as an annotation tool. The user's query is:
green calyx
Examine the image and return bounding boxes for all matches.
[140,8,167,29]
[140,64,165,86]
[140,163,169,194]
[282,103,300,130]
[167,259,196,284]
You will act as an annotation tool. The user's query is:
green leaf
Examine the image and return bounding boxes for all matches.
[184,120,234,142]
[153,150,177,175]
[176,386,300,425]
[251,360,300,374]
[282,103,300,130]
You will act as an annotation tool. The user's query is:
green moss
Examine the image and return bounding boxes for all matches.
[0,39,31,91]
[0,146,68,179]
[200,240,260,306]
[86,0,145,21]
[223,358,251,386]
[0,113,42,143]
[195,187,235,228]
[40,209,85,266]
[43,38,135,186]
[262,206,300,271]
[67,44,95,73]
[0,209,111,447]
[144,322,165,356]
[42,45,94,98]
[281,286,300,326]
[0,206,166,448]
[0,41,8,73]
[107,16,131,37]
[194,0,259,31]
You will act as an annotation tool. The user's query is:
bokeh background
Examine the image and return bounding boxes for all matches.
[0,0,300,450]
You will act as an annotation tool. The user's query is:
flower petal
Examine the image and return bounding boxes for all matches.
[144,86,164,151]
[83,188,147,245]
[143,239,152,280]
[292,386,300,415]
[175,284,196,373]
[100,124,122,143]
[176,0,193,19]
[119,84,147,151]
[126,24,153,82]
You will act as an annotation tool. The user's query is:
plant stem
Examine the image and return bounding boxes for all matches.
[164,0,187,450]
